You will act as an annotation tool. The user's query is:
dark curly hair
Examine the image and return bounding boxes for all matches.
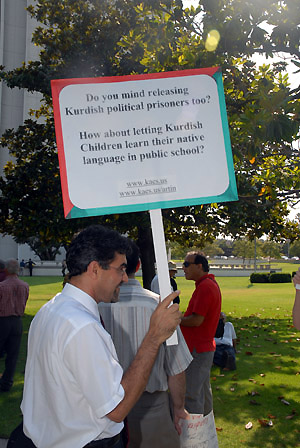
[66,225,131,279]
[125,239,140,276]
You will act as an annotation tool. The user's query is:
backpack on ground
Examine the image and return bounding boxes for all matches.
[215,318,225,338]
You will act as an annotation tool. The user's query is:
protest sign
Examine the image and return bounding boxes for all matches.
[52,68,237,345]
[51,67,237,219]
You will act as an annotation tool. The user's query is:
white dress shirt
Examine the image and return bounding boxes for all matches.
[21,283,124,448]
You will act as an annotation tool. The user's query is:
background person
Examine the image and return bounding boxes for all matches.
[180,252,221,416]
[26,259,35,277]
[0,259,29,392]
[17,225,182,448]
[19,259,26,276]
[100,240,191,447]
[61,259,67,277]
[213,312,237,370]
[151,260,180,304]
[292,267,300,330]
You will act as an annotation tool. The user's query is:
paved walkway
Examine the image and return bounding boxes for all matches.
[0,439,7,447]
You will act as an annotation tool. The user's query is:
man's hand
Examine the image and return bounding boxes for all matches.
[174,408,189,435]
[149,290,182,345]
[293,267,300,288]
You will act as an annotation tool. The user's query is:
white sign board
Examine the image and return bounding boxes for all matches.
[51,68,237,218]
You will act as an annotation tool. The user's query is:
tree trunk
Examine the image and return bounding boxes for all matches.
[137,223,155,290]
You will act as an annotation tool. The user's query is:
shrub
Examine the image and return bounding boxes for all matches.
[250,273,270,283]
[269,273,292,283]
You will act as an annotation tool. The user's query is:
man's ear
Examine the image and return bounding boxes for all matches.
[135,259,141,273]
[87,261,100,278]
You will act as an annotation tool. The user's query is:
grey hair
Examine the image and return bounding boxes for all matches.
[5,259,20,275]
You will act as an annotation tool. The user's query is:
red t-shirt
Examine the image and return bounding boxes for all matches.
[180,274,221,353]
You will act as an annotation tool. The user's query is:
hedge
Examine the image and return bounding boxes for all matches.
[250,273,270,283]
[269,273,291,283]
[250,272,292,283]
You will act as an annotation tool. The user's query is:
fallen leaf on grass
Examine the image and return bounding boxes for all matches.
[245,422,253,430]
[258,419,273,427]
[245,351,253,356]
[286,410,297,419]
[259,373,266,377]
[278,397,290,405]
[267,414,276,419]
[248,391,260,396]
[249,400,261,405]
[248,378,257,383]
[275,366,281,370]
[216,427,223,431]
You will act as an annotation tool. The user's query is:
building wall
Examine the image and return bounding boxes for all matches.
[0,0,45,261]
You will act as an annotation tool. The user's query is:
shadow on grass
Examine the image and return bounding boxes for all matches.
[213,315,300,447]
[23,276,63,286]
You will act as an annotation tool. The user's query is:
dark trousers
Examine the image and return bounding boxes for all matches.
[7,423,36,448]
[8,422,126,448]
[0,316,22,390]
[213,344,236,369]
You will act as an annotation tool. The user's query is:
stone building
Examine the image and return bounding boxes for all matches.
[0,0,45,260]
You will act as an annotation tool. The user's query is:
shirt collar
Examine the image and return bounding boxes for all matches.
[62,283,100,321]
[123,278,141,287]
[195,273,214,286]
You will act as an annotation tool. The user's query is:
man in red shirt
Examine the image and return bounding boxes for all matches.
[180,252,221,415]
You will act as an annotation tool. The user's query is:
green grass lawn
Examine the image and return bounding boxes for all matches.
[1,268,300,447]
[176,273,300,448]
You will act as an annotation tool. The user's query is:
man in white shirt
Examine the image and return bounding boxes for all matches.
[10,225,182,448]
[213,312,237,370]
[100,240,191,447]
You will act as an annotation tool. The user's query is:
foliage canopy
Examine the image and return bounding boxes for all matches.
[0,0,300,282]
